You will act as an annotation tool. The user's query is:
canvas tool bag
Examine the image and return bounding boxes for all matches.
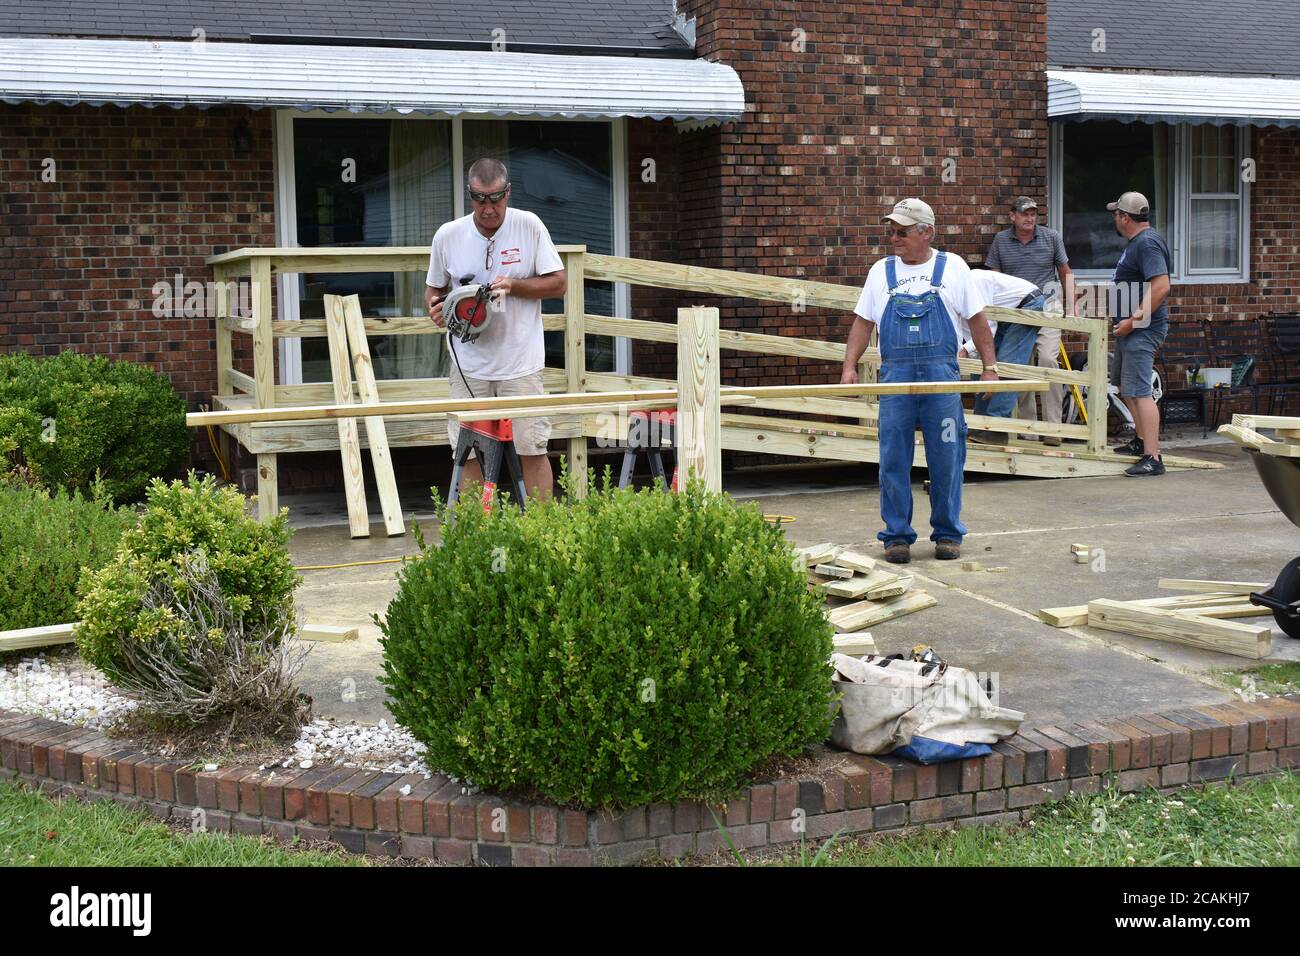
[829,653,1025,755]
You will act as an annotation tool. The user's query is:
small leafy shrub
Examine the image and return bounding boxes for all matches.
[0,351,189,503]
[76,473,301,712]
[106,559,309,737]
[0,475,135,631]
[380,473,835,808]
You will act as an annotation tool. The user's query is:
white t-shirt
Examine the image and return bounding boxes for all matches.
[970,270,1037,309]
[425,208,564,380]
[853,250,988,346]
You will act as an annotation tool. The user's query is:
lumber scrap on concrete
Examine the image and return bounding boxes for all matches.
[813,563,856,580]
[828,591,936,632]
[0,623,77,652]
[1157,579,1269,594]
[1087,599,1270,660]
[797,543,841,567]
[1038,605,1089,628]
[832,550,876,573]
[822,568,901,599]
[832,632,878,657]
[298,624,359,643]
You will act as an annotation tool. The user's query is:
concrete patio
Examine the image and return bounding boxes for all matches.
[284,429,1300,730]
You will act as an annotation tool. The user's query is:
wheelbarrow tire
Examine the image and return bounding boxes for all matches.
[1270,556,1300,639]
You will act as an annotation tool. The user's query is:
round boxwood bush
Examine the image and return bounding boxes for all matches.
[0,474,135,632]
[0,351,189,503]
[379,475,835,808]
[75,472,301,693]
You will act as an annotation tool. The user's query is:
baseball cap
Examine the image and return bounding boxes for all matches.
[1107,191,1150,216]
[1010,196,1038,212]
[883,198,935,228]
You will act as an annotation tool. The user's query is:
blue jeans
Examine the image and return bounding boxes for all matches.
[973,294,1044,418]
[877,358,968,546]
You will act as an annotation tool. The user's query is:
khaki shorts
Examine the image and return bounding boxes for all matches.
[447,369,551,458]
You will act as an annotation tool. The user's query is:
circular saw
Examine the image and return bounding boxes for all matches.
[443,283,493,343]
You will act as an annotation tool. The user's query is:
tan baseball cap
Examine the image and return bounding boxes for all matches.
[1107,191,1150,216]
[883,198,935,228]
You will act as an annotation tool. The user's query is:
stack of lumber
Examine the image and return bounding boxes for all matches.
[1038,578,1272,660]
[797,543,937,642]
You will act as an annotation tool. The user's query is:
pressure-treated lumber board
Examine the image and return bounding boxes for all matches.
[822,568,901,599]
[832,633,878,657]
[1132,593,1247,608]
[1181,604,1273,620]
[1157,579,1269,594]
[832,550,877,574]
[864,576,913,600]
[299,624,359,643]
[677,306,722,492]
[796,543,842,566]
[0,622,77,652]
[565,250,588,498]
[324,296,370,539]
[1087,599,1270,660]
[337,294,404,537]
[813,563,856,580]
[827,590,936,631]
[1038,605,1090,627]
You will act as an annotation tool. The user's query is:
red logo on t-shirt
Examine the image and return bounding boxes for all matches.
[500,247,522,265]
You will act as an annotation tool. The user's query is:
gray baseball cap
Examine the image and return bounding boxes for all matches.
[883,198,935,228]
[1107,191,1150,216]
[1010,196,1039,212]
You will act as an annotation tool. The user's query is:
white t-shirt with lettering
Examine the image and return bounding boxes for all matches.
[853,250,988,346]
[425,208,564,381]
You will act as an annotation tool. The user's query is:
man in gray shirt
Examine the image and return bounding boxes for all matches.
[985,197,1076,444]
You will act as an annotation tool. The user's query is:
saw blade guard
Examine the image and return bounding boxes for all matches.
[443,283,492,343]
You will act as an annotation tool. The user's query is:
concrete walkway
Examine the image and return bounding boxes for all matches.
[285,432,1300,729]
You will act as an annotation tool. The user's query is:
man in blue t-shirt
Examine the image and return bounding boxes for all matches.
[1107,191,1172,477]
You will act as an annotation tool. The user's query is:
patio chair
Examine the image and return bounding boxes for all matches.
[1258,313,1300,418]
[1203,318,1263,432]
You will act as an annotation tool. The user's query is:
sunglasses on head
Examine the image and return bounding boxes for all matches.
[469,185,510,204]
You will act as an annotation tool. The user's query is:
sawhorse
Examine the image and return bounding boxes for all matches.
[448,417,528,513]
[618,409,679,491]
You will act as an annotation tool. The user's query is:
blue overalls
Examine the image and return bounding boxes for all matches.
[876,252,968,546]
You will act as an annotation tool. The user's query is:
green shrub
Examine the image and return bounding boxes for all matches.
[0,476,135,631]
[0,351,189,503]
[379,474,836,808]
[75,473,301,693]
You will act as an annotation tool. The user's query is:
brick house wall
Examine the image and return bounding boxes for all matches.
[628,0,1050,394]
[0,103,274,467]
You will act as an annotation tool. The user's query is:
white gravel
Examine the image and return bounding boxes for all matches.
[1,652,436,777]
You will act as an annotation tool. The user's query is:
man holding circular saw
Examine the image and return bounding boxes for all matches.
[424,158,567,500]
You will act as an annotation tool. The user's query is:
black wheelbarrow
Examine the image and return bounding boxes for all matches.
[1237,440,1300,638]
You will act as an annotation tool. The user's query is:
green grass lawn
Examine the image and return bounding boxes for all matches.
[0,781,360,866]
[750,772,1299,867]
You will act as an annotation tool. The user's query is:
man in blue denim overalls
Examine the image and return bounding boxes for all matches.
[842,199,998,564]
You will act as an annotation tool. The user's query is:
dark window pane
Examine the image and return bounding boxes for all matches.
[1060,122,1172,271]
[463,120,616,371]
[293,119,453,381]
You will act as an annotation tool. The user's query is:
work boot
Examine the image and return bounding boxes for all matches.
[934,540,961,560]
[884,542,911,564]
[967,429,1002,445]
[1125,455,1165,477]
[1042,435,1063,447]
[1112,435,1144,456]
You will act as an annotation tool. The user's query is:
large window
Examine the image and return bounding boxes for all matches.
[1052,121,1249,282]
[280,115,622,383]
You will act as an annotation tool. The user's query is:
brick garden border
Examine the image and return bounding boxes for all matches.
[2,697,1298,866]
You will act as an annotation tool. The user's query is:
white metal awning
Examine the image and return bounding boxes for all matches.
[1048,70,1300,128]
[0,38,745,124]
